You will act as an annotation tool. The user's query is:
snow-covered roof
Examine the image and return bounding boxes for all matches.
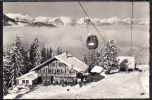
[17,71,38,80]
[30,52,89,72]
[91,66,104,73]
[117,56,135,69]
[55,53,89,72]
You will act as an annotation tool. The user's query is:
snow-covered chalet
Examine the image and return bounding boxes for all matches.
[17,52,89,86]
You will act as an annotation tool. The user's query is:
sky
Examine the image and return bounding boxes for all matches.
[3,2,149,19]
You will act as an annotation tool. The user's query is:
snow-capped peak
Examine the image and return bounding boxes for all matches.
[33,16,50,23]
[4,13,149,27]
[6,13,33,22]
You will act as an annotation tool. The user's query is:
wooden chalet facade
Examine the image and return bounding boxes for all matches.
[30,52,89,85]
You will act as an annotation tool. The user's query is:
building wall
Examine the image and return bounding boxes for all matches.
[18,78,33,86]
[38,60,78,83]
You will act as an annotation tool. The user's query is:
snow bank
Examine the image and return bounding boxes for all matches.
[136,65,149,71]
[139,65,149,96]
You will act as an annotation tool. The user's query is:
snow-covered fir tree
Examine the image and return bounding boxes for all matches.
[23,49,31,73]
[41,45,47,63]
[49,47,53,59]
[47,47,53,59]
[83,54,88,64]
[99,40,119,74]
[30,38,42,69]
[53,46,63,56]
[4,35,25,88]
[3,53,10,95]
[85,50,100,72]
[83,40,119,74]
[88,50,98,67]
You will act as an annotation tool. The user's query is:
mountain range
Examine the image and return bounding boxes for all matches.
[3,13,149,27]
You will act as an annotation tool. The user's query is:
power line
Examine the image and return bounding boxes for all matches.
[130,1,133,56]
[78,1,107,45]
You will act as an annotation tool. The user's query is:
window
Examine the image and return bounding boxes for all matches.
[26,80,29,84]
[51,69,53,74]
[50,63,55,67]
[59,63,62,67]
[16,80,19,84]
[54,69,56,74]
[70,68,74,74]
[62,70,64,74]
[66,68,69,74]
[60,69,63,74]
[52,69,54,74]
[22,80,25,83]
[48,69,51,73]
[46,68,48,73]
[57,69,60,74]
[59,63,64,67]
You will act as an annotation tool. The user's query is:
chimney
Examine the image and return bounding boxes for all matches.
[65,51,68,58]
[65,51,72,58]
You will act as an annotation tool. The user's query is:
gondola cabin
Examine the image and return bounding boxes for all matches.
[30,52,89,85]
[86,35,98,50]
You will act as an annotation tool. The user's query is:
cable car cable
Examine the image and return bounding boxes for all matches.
[86,19,89,35]
[79,1,134,52]
[79,1,107,45]
[130,1,133,56]
[78,1,107,45]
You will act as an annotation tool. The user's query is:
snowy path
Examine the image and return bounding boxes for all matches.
[20,71,149,99]
[49,71,149,99]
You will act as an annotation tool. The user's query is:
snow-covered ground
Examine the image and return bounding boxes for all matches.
[4,65,149,99]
